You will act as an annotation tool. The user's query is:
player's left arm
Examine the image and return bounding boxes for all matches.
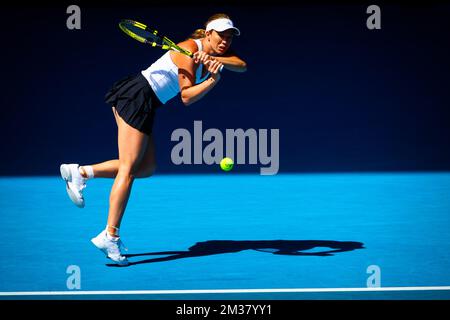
[213,49,247,73]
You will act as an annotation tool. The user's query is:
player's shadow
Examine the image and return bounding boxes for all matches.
[106,240,364,267]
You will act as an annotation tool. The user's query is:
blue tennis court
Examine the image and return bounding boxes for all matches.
[1,172,449,300]
[2,2,450,309]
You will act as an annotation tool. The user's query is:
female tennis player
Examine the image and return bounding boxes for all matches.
[60,14,246,265]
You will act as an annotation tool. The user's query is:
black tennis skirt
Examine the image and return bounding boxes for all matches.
[105,73,162,135]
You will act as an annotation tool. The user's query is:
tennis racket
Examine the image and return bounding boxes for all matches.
[119,19,194,57]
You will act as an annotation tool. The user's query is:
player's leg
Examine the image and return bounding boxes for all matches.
[79,137,155,178]
[78,107,156,179]
[106,108,149,235]
[135,133,156,178]
[91,109,149,265]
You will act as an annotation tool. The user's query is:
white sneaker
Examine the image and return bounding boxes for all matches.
[60,164,87,208]
[91,230,129,266]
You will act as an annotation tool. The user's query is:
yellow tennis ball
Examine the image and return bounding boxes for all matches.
[220,157,234,171]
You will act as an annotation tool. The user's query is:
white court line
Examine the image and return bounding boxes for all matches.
[1,286,450,296]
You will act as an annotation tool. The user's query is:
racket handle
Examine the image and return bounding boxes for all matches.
[219,65,224,72]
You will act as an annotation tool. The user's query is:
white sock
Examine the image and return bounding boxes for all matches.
[80,165,94,179]
[106,230,119,240]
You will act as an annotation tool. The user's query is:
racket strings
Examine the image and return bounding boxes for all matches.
[119,19,192,57]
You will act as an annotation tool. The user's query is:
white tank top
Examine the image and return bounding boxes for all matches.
[141,39,209,104]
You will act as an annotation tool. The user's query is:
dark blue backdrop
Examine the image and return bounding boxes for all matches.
[1,2,449,175]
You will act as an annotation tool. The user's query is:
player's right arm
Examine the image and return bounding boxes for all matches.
[170,39,223,106]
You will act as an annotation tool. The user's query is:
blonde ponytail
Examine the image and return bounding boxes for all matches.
[190,28,206,39]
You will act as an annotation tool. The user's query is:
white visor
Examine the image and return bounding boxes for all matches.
[205,18,240,36]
